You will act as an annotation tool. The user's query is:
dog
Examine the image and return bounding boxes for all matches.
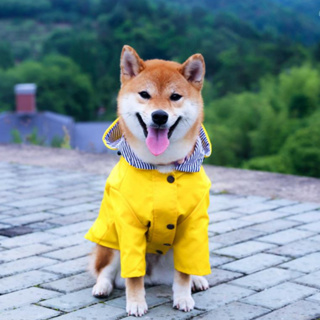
[85,45,212,317]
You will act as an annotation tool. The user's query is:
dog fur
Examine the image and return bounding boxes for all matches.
[88,45,210,317]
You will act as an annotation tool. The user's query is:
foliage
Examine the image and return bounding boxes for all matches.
[1,0,320,177]
[26,128,45,145]
[11,129,22,144]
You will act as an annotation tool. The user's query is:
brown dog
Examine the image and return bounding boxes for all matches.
[85,45,212,316]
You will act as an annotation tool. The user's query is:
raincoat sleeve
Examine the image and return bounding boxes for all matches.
[173,191,211,276]
[110,187,148,278]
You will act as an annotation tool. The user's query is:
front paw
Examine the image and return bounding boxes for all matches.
[173,295,195,312]
[92,280,113,297]
[191,275,209,292]
[126,299,148,317]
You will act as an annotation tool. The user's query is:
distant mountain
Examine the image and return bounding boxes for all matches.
[165,0,320,45]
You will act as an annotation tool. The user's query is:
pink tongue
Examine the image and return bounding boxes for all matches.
[146,127,169,156]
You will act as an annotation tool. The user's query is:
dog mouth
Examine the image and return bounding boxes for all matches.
[136,113,181,156]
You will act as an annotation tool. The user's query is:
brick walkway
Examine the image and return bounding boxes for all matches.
[0,161,320,320]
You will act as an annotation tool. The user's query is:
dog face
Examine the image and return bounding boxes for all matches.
[117,45,205,166]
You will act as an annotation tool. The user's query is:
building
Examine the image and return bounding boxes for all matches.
[0,84,112,153]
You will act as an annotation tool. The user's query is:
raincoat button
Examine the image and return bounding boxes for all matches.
[156,250,163,254]
[167,175,175,183]
[163,243,171,246]
[167,224,175,230]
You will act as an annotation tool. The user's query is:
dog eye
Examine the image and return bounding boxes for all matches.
[139,91,151,99]
[170,93,182,101]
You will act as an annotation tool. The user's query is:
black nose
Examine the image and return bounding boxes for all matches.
[152,110,168,126]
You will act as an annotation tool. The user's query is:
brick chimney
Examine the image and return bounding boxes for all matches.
[14,83,37,114]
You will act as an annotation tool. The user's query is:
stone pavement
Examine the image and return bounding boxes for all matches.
[0,161,320,320]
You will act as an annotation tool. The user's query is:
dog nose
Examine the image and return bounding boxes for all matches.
[152,110,168,126]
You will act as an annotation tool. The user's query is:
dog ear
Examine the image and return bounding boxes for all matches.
[120,45,145,85]
[180,54,205,90]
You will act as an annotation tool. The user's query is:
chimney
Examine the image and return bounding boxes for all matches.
[14,83,37,114]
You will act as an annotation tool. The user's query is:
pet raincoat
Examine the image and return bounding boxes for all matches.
[85,119,212,278]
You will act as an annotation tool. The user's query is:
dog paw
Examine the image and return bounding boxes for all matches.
[173,295,195,312]
[191,275,209,292]
[126,299,148,317]
[92,280,113,297]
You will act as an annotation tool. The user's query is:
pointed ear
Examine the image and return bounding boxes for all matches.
[180,54,205,90]
[120,45,145,85]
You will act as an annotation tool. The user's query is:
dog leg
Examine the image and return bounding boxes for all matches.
[172,270,194,312]
[191,275,209,292]
[90,245,120,297]
[126,277,148,317]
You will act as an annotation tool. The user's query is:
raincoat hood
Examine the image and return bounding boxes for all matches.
[102,119,212,172]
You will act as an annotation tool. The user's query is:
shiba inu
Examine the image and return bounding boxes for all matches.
[85,45,212,316]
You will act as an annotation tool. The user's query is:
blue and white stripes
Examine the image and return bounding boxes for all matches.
[103,119,211,173]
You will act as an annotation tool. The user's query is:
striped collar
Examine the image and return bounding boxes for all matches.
[102,119,211,172]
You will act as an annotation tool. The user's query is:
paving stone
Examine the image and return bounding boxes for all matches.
[211,229,265,246]
[0,256,58,277]
[0,231,58,249]
[197,302,270,320]
[289,210,320,223]
[210,254,234,267]
[106,285,171,310]
[42,242,94,261]
[241,282,317,309]
[0,287,61,311]
[280,252,320,273]
[293,270,320,289]
[0,204,59,217]
[1,243,54,262]
[48,210,97,225]
[297,220,320,232]
[125,302,203,319]
[267,238,320,258]
[230,268,303,291]
[51,303,125,320]
[0,304,61,320]
[265,198,299,206]
[208,241,225,251]
[1,212,57,227]
[0,270,61,294]
[249,219,302,234]
[47,220,93,236]
[39,287,123,312]
[193,284,255,311]
[233,203,281,214]
[44,232,87,248]
[41,256,89,276]
[255,300,320,320]
[50,203,99,215]
[47,196,95,208]
[208,219,254,234]
[0,226,35,237]
[215,241,277,259]
[307,293,320,303]
[310,234,320,242]
[208,211,242,223]
[257,228,315,245]
[221,253,289,274]
[276,203,320,214]
[208,202,237,213]
[3,196,59,208]
[206,268,243,287]
[239,210,292,224]
[41,272,96,293]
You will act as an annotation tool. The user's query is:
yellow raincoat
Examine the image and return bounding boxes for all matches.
[85,120,212,278]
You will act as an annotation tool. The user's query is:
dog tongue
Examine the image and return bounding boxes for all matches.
[146,127,169,156]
